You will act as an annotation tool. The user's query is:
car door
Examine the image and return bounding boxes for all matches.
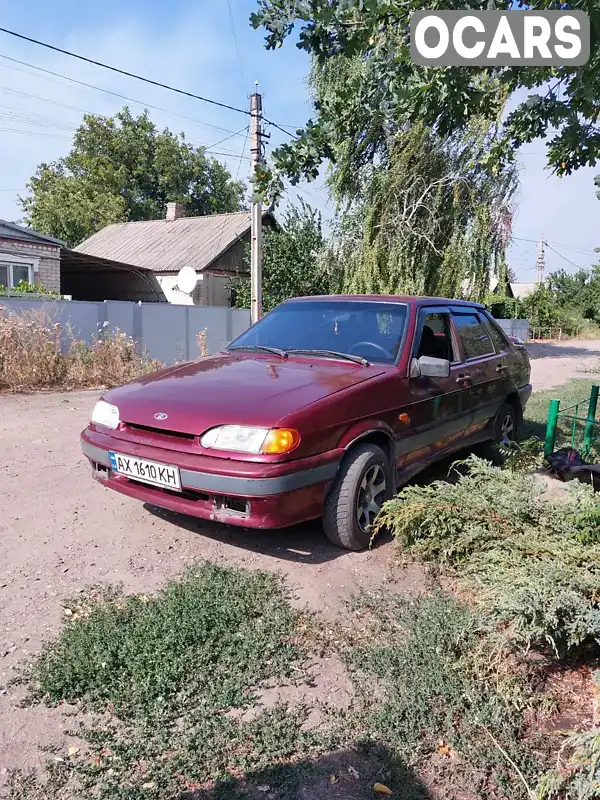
[450,307,510,437]
[396,306,472,468]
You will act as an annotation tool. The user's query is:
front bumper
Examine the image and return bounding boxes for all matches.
[80,428,341,529]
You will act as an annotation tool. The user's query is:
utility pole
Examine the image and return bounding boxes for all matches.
[250,90,263,324]
[536,234,545,286]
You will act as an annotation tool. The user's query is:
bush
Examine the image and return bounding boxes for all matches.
[0,307,161,391]
[376,456,600,657]
[0,280,59,296]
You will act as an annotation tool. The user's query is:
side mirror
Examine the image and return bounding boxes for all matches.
[410,356,450,379]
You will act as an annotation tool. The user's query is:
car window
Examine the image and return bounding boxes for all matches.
[415,312,456,362]
[228,300,408,365]
[481,312,510,352]
[453,313,495,359]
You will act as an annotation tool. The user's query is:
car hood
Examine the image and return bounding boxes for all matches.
[105,353,383,435]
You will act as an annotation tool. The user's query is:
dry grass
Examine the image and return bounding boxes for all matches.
[0,306,162,392]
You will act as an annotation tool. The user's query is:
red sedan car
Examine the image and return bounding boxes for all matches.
[81,296,531,550]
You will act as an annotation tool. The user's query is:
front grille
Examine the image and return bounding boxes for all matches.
[125,422,196,441]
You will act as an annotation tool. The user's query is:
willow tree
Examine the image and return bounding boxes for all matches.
[258,12,519,298]
[309,39,518,298]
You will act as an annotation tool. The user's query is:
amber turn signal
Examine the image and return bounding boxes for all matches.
[261,428,301,454]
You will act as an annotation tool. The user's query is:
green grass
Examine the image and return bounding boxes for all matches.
[522,378,598,443]
[24,564,327,799]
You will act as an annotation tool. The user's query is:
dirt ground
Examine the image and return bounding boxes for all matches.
[1,339,599,781]
[526,338,600,390]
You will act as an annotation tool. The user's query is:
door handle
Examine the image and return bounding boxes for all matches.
[456,373,471,385]
[496,364,508,373]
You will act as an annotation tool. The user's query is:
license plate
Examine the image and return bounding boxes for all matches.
[109,451,181,491]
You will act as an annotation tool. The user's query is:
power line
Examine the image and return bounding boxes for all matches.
[205,126,248,152]
[0,27,250,116]
[0,83,98,118]
[225,0,246,83]
[0,126,70,140]
[0,81,250,154]
[265,118,298,140]
[0,45,293,140]
[512,235,597,255]
[0,54,245,139]
[545,242,583,270]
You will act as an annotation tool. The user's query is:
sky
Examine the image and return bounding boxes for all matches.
[0,0,597,281]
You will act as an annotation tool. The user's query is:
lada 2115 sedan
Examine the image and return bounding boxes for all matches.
[81,295,531,550]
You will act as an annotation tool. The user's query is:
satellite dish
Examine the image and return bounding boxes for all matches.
[176,266,198,295]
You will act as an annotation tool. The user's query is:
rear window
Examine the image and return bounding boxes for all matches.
[453,313,495,359]
[482,312,510,352]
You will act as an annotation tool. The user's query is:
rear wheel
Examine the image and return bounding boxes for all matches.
[484,401,519,461]
[323,443,392,551]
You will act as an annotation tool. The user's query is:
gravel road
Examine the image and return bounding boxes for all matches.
[1,340,599,778]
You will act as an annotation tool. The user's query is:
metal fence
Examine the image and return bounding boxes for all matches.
[544,385,600,457]
[0,297,251,364]
[495,318,530,341]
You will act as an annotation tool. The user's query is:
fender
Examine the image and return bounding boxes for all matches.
[337,419,395,456]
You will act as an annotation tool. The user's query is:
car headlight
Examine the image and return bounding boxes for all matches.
[200,425,300,455]
[91,400,120,430]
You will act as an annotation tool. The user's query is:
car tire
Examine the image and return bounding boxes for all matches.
[323,443,392,551]
[483,401,519,462]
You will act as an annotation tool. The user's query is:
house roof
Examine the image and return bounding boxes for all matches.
[75,210,274,274]
[510,282,538,299]
[0,219,65,246]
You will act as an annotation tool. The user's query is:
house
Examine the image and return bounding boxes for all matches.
[461,273,515,299]
[510,282,538,300]
[0,219,63,292]
[0,218,163,301]
[75,204,276,306]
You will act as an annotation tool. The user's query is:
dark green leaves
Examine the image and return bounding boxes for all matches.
[20,107,246,247]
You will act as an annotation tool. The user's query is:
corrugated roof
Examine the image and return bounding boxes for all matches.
[75,211,270,273]
[511,282,538,299]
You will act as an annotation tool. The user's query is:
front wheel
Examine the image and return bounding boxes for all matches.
[323,443,392,551]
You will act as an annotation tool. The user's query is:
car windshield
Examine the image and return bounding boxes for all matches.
[228,300,408,365]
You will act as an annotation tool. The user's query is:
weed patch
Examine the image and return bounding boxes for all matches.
[19,564,330,798]
[0,306,160,391]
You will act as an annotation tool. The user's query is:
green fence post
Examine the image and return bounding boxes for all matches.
[582,385,599,457]
[544,398,560,457]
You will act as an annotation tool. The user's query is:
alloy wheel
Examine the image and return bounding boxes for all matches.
[356,463,386,532]
[500,412,515,446]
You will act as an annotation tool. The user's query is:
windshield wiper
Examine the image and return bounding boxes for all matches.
[286,349,369,366]
[228,345,288,359]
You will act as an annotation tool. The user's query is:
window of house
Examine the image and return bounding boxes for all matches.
[415,312,456,362]
[453,313,495,359]
[0,262,34,289]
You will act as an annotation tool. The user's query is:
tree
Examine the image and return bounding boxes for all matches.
[321,122,516,298]
[231,201,337,312]
[21,107,246,247]
[251,0,600,187]
[548,265,600,320]
[285,40,518,298]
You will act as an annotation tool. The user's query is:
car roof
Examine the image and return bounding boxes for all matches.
[283,294,485,310]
